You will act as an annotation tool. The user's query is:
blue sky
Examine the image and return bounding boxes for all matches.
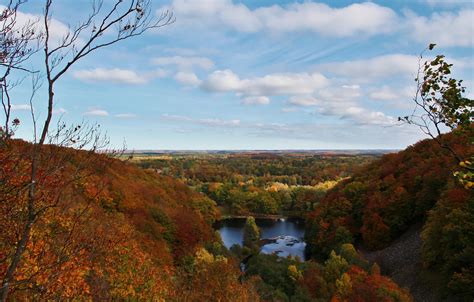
[5,0,474,150]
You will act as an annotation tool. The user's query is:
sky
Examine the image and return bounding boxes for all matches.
[4,0,474,150]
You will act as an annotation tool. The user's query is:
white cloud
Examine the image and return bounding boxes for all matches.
[152,56,214,70]
[160,112,401,145]
[0,5,72,46]
[335,107,395,125]
[162,1,399,37]
[256,2,398,36]
[11,104,31,111]
[369,86,414,101]
[84,109,109,117]
[405,9,473,47]
[161,1,472,48]
[174,71,202,86]
[115,113,137,119]
[202,69,329,96]
[288,85,394,125]
[73,68,167,85]
[202,69,241,92]
[201,68,393,125]
[318,54,419,82]
[241,96,270,105]
[288,96,320,106]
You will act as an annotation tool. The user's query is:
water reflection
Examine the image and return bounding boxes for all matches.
[216,218,306,260]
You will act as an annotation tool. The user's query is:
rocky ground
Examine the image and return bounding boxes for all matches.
[359,223,448,302]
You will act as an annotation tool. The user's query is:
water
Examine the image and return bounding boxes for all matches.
[215,217,306,260]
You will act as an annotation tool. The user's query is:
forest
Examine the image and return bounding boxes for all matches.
[4,130,471,300]
[0,139,415,301]
[0,0,473,301]
[133,152,379,217]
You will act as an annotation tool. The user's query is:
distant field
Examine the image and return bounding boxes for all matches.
[120,149,396,161]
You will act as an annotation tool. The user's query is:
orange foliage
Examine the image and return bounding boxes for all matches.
[0,140,223,300]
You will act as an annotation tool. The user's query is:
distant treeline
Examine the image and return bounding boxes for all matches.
[134,154,378,216]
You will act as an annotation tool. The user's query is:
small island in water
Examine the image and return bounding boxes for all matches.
[216,217,307,260]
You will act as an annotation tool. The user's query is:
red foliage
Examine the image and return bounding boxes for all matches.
[306,130,471,255]
[0,140,220,299]
[345,265,412,302]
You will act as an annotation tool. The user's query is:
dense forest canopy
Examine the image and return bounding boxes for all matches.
[133,153,380,216]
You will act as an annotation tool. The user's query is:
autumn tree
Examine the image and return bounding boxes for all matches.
[176,248,260,301]
[400,44,473,188]
[421,183,474,299]
[0,1,174,299]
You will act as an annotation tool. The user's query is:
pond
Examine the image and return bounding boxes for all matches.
[215,217,307,260]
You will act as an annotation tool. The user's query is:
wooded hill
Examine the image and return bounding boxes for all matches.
[2,129,471,301]
[0,139,258,300]
[305,130,473,299]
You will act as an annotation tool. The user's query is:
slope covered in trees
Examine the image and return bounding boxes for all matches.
[1,139,418,301]
[305,130,473,298]
[241,244,412,302]
[0,139,259,300]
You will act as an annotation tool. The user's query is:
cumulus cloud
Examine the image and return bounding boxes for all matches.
[405,9,473,47]
[174,71,202,86]
[84,109,109,117]
[161,1,399,36]
[332,106,395,125]
[202,69,329,96]
[152,56,214,70]
[288,85,394,125]
[161,1,472,48]
[73,68,167,85]
[0,5,73,47]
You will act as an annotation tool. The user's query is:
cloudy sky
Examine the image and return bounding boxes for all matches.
[7,0,474,150]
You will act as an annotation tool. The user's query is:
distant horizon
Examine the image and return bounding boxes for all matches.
[124,148,399,153]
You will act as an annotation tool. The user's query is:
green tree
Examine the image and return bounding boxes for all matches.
[400,44,473,188]
[324,251,349,284]
[243,216,260,253]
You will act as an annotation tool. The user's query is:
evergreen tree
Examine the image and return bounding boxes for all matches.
[243,216,260,253]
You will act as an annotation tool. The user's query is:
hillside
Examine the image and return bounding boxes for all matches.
[1,139,418,301]
[0,140,257,300]
[2,132,471,301]
[305,130,473,299]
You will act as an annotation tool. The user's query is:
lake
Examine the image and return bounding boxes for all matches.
[215,217,307,260]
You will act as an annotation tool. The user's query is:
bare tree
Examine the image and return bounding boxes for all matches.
[0,1,174,299]
[0,0,39,139]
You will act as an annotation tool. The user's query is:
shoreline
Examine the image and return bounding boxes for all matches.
[220,214,287,220]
